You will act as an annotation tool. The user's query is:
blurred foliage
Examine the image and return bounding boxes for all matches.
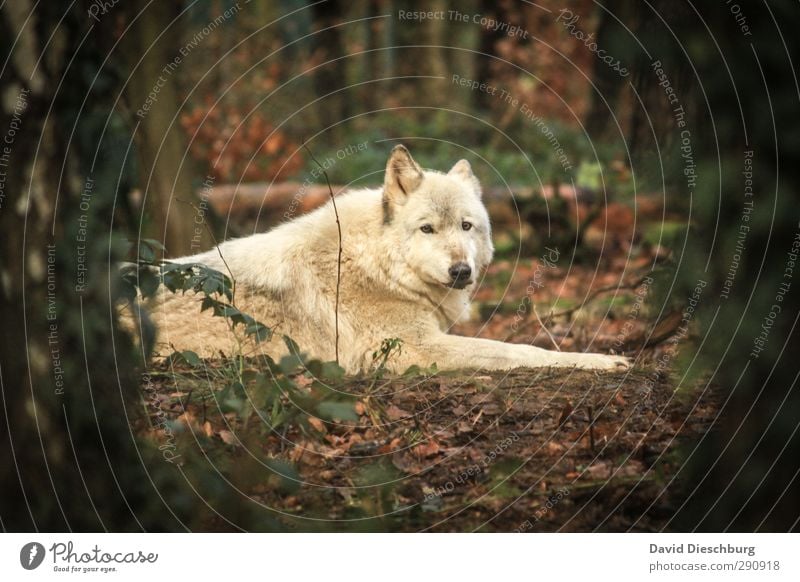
[598,1,800,530]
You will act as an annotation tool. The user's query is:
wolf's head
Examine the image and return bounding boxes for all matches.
[381,145,493,292]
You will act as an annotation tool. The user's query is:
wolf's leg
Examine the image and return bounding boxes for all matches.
[398,333,629,372]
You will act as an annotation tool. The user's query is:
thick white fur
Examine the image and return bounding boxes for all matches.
[144,146,629,373]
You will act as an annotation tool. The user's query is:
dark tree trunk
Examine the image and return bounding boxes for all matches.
[0,0,195,532]
[119,1,202,257]
[312,0,349,135]
[1,1,134,530]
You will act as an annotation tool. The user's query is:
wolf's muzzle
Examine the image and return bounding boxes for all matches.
[448,262,472,288]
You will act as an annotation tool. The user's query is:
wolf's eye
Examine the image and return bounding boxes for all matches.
[420,224,434,234]
[462,221,473,231]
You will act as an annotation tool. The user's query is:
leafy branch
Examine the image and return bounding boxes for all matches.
[119,238,271,346]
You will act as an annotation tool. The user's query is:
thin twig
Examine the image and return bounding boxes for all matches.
[175,198,246,376]
[547,271,653,320]
[176,198,237,305]
[508,271,651,341]
[303,141,342,365]
[532,303,561,351]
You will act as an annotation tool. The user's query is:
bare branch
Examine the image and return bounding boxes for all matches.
[176,198,237,306]
[303,141,342,365]
[532,303,561,351]
[548,271,653,320]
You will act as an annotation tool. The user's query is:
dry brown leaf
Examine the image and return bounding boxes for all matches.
[586,462,612,479]
[480,402,503,415]
[457,421,473,434]
[377,437,403,454]
[392,451,423,474]
[341,433,363,452]
[385,404,410,421]
[413,440,441,458]
[307,416,326,433]
[452,404,468,416]
[218,430,237,445]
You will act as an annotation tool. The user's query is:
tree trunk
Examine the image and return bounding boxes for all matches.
[119,1,201,257]
[0,0,193,531]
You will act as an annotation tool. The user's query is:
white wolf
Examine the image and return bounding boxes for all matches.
[146,145,629,373]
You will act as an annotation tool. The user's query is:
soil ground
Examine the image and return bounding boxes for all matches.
[137,258,719,532]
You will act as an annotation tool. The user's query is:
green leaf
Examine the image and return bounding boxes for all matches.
[141,238,166,251]
[320,361,345,381]
[217,382,246,415]
[279,354,304,374]
[283,335,301,355]
[263,458,300,494]
[353,458,401,487]
[138,239,164,264]
[202,276,219,295]
[180,350,202,366]
[317,401,358,422]
[138,267,160,298]
[219,305,241,318]
[166,350,202,367]
[139,245,154,264]
[249,375,279,410]
[246,323,272,342]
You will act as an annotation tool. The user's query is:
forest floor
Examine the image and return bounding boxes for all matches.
[136,235,720,532]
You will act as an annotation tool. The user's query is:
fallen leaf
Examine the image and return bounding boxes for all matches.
[307,416,326,433]
[392,451,423,474]
[378,437,403,454]
[385,404,410,421]
[586,462,612,479]
[481,402,503,415]
[413,440,441,458]
[218,430,237,445]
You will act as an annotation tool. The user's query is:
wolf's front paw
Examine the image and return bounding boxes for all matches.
[576,353,631,371]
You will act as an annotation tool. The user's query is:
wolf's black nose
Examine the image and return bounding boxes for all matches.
[448,262,472,282]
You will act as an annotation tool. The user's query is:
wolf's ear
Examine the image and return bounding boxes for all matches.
[448,159,474,180]
[448,159,482,198]
[384,145,423,207]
